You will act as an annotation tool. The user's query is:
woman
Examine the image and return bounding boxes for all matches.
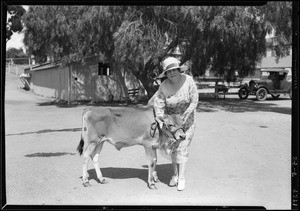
[153,57,198,191]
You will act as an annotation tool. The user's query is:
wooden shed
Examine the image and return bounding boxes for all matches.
[24,56,144,103]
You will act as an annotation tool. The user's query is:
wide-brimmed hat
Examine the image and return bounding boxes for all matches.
[157,57,188,78]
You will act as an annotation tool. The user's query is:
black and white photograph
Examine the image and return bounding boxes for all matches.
[1,1,298,210]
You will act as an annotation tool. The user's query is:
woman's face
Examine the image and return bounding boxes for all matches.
[166,68,180,80]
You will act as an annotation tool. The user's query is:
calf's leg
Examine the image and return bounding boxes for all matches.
[82,142,97,187]
[91,141,108,184]
[144,147,158,189]
[82,154,91,187]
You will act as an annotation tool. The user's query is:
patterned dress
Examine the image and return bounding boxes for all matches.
[154,74,198,163]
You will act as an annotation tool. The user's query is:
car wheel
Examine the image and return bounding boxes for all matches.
[271,94,280,99]
[256,88,268,101]
[238,87,249,100]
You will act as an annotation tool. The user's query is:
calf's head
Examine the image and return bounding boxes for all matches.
[156,114,186,141]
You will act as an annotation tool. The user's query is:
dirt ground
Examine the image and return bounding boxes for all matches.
[4,72,292,209]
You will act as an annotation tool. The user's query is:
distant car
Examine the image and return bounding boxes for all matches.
[238,69,292,101]
[205,83,229,93]
[216,84,229,93]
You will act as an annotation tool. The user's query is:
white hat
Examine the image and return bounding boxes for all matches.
[157,57,188,78]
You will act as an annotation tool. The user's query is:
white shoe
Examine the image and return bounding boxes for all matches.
[177,178,185,191]
[169,175,178,187]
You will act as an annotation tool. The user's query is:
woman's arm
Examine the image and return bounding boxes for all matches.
[153,86,166,118]
[188,77,199,112]
[183,76,198,122]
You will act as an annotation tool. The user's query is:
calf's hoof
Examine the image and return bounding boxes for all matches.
[152,171,160,183]
[99,178,109,184]
[148,183,157,190]
[83,182,92,187]
[169,175,178,187]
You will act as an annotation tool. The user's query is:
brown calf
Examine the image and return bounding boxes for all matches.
[77,106,185,189]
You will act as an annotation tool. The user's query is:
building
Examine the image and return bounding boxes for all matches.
[23,56,143,103]
[256,36,292,80]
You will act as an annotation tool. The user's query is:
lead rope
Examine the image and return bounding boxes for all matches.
[150,108,159,138]
[150,122,158,138]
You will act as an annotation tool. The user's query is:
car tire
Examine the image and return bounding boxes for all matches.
[271,94,280,99]
[238,87,249,100]
[256,88,268,101]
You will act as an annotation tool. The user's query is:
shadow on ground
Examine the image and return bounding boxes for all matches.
[36,98,291,115]
[196,98,291,115]
[86,163,173,186]
[6,127,81,136]
[36,99,149,108]
[25,152,76,157]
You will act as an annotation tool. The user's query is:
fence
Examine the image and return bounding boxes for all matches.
[195,77,241,99]
[6,58,32,75]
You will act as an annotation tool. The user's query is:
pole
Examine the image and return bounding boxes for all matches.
[68,64,72,105]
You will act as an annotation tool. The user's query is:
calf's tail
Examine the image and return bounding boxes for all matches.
[77,136,84,156]
[77,108,89,156]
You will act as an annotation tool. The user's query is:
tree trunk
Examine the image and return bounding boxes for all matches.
[139,76,157,100]
[112,62,128,100]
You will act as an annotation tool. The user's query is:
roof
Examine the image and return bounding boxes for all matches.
[23,55,99,72]
[24,62,61,72]
[257,55,292,69]
[260,69,289,73]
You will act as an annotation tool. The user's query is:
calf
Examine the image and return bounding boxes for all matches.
[77,106,185,189]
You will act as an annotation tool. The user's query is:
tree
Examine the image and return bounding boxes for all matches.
[6,47,28,65]
[258,1,292,60]
[22,3,292,97]
[6,47,27,58]
[113,6,183,96]
[6,5,26,42]
[23,6,130,95]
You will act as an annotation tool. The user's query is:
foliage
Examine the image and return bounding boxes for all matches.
[22,3,292,96]
[6,47,28,64]
[6,47,27,58]
[6,5,26,42]
[113,6,185,95]
[184,6,269,80]
[23,6,123,63]
[258,1,292,60]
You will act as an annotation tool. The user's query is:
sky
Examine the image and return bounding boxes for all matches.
[6,5,28,52]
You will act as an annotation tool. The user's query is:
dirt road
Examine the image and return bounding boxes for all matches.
[4,72,292,209]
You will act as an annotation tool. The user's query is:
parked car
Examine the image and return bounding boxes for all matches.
[216,84,229,93]
[206,83,229,93]
[238,69,292,101]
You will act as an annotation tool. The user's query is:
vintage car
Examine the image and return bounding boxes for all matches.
[238,69,292,101]
[216,84,229,93]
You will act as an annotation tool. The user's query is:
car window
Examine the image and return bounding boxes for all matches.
[267,72,275,80]
[278,73,286,81]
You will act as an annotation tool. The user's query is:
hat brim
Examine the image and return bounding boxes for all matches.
[157,65,188,78]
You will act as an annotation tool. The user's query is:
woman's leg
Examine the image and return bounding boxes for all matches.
[177,162,187,191]
[178,162,187,179]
